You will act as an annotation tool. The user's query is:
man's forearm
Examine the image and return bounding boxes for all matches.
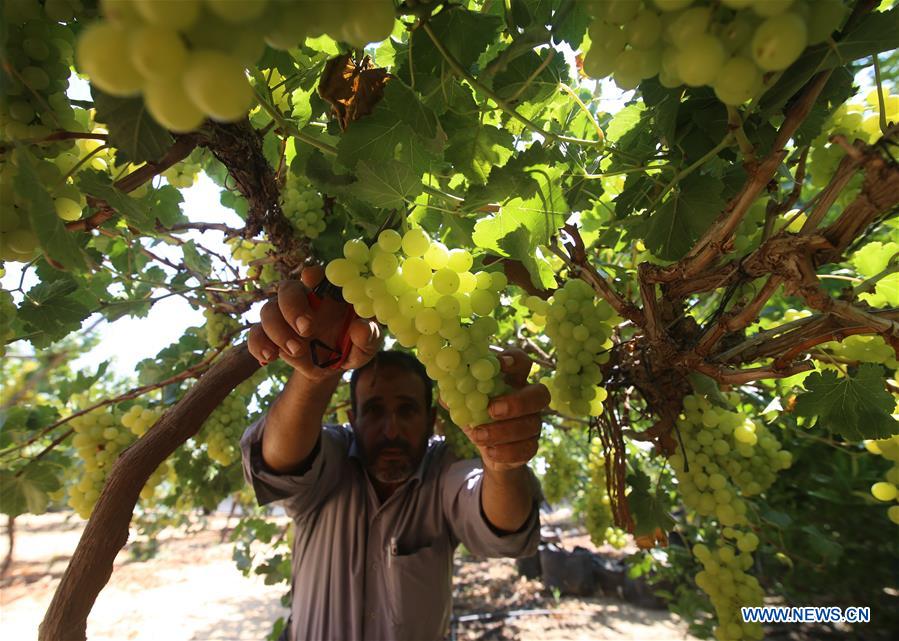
[481,466,537,534]
[261,369,341,473]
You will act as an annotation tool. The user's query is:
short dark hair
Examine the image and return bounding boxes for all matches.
[349,350,433,415]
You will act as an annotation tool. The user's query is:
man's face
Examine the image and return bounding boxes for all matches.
[348,365,434,486]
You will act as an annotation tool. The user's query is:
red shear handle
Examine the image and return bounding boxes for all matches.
[305,290,358,370]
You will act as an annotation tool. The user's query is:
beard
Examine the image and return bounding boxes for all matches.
[366,439,421,484]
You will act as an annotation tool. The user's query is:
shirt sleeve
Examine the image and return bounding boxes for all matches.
[440,458,542,558]
[239,415,350,519]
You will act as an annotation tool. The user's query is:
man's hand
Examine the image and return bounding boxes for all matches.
[462,348,550,474]
[247,266,382,381]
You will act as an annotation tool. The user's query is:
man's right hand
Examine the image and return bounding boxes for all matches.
[247,266,382,381]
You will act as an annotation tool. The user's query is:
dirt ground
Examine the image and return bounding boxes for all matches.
[0,510,698,641]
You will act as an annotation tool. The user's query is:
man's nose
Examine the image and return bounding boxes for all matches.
[383,412,401,440]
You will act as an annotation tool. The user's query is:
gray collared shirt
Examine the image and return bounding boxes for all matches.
[240,416,542,641]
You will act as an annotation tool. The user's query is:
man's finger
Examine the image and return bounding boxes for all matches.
[301,265,324,289]
[247,324,280,365]
[497,347,532,388]
[260,299,306,358]
[277,280,313,337]
[483,436,539,467]
[466,414,542,448]
[488,383,550,421]
[342,318,382,370]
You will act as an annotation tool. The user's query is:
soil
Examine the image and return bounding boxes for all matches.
[0,510,699,641]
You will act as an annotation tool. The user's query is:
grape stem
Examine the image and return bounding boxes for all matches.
[872,54,888,135]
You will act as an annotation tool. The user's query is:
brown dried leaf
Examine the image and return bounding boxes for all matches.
[318,54,391,130]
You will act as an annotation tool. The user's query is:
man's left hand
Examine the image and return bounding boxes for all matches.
[463,348,550,473]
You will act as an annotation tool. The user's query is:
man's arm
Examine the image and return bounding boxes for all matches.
[465,349,548,534]
[246,266,382,473]
[261,369,341,473]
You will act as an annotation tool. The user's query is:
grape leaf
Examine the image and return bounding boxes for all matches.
[851,241,899,278]
[14,150,88,271]
[859,273,899,308]
[472,164,568,253]
[794,364,899,441]
[443,119,514,185]
[493,50,567,104]
[495,226,557,291]
[77,170,154,231]
[143,185,186,228]
[182,241,212,276]
[0,463,62,517]
[605,103,644,142]
[398,7,502,79]
[348,160,423,209]
[627,468,675,537]
[643,174,725,260]
[92,88,173,164]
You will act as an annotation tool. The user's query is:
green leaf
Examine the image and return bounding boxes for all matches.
[492,50,566,104]
[851,241,899,278]
[14,150,87,271]
[77,170,154,231]
[182,241,212,275]
[793,68,854,146]
[496,226,557,291]
[472,164,568,252]
[644,174,724,260]
[605,103,644,142]
[92,88,174,164]
[144,185,186,228]
[859,272,899,308]
[443,119,514,185]
[399,7,502,79]
[348,160,423,209]
[0,463,62,517]
[794,364,899,441]
[336,86,442,176]
[627,468,675,537]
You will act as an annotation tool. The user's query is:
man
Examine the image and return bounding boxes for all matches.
[241,267,549,640]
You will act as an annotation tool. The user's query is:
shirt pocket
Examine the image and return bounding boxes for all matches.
[385,537,452,639]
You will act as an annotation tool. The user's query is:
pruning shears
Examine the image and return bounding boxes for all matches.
[305,278,358,370]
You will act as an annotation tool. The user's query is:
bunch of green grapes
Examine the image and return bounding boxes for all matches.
[200,391,249,467]
[163,156,203,189]
[443,419,480,460]
[670,394,792,528]
[692,535,765,641]
[0,290,16,357]
[228,237,279,286]
[541,433,582,505]
[282,174,326,239]
[1,0,81,142]
[121,403,169,500]
[581,0,847,105]
[579,437,624,547]
[326,228,509,429]
[866,432,899,526]
[524,280,615,417]
[68,406,132,518]
[203,307,241,348]
[822,335,899,369]
[74,0,397,132]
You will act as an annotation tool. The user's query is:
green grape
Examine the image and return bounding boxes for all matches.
[751,12,807,71]
[377,229,402,253]
[200,391,249,467]
[871,481,898,502]
[76,21,144,96]
[626,8,663,48]
[183,50,254,122]
[133,0,201,30]
[676,34,725,86]
[806,0,846,44]
[446,248,473,273]
[144,78,206,132]
[129,25,188,80]
[713,56,761,106]
[401,228,431,257]
[401,257,431,288]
